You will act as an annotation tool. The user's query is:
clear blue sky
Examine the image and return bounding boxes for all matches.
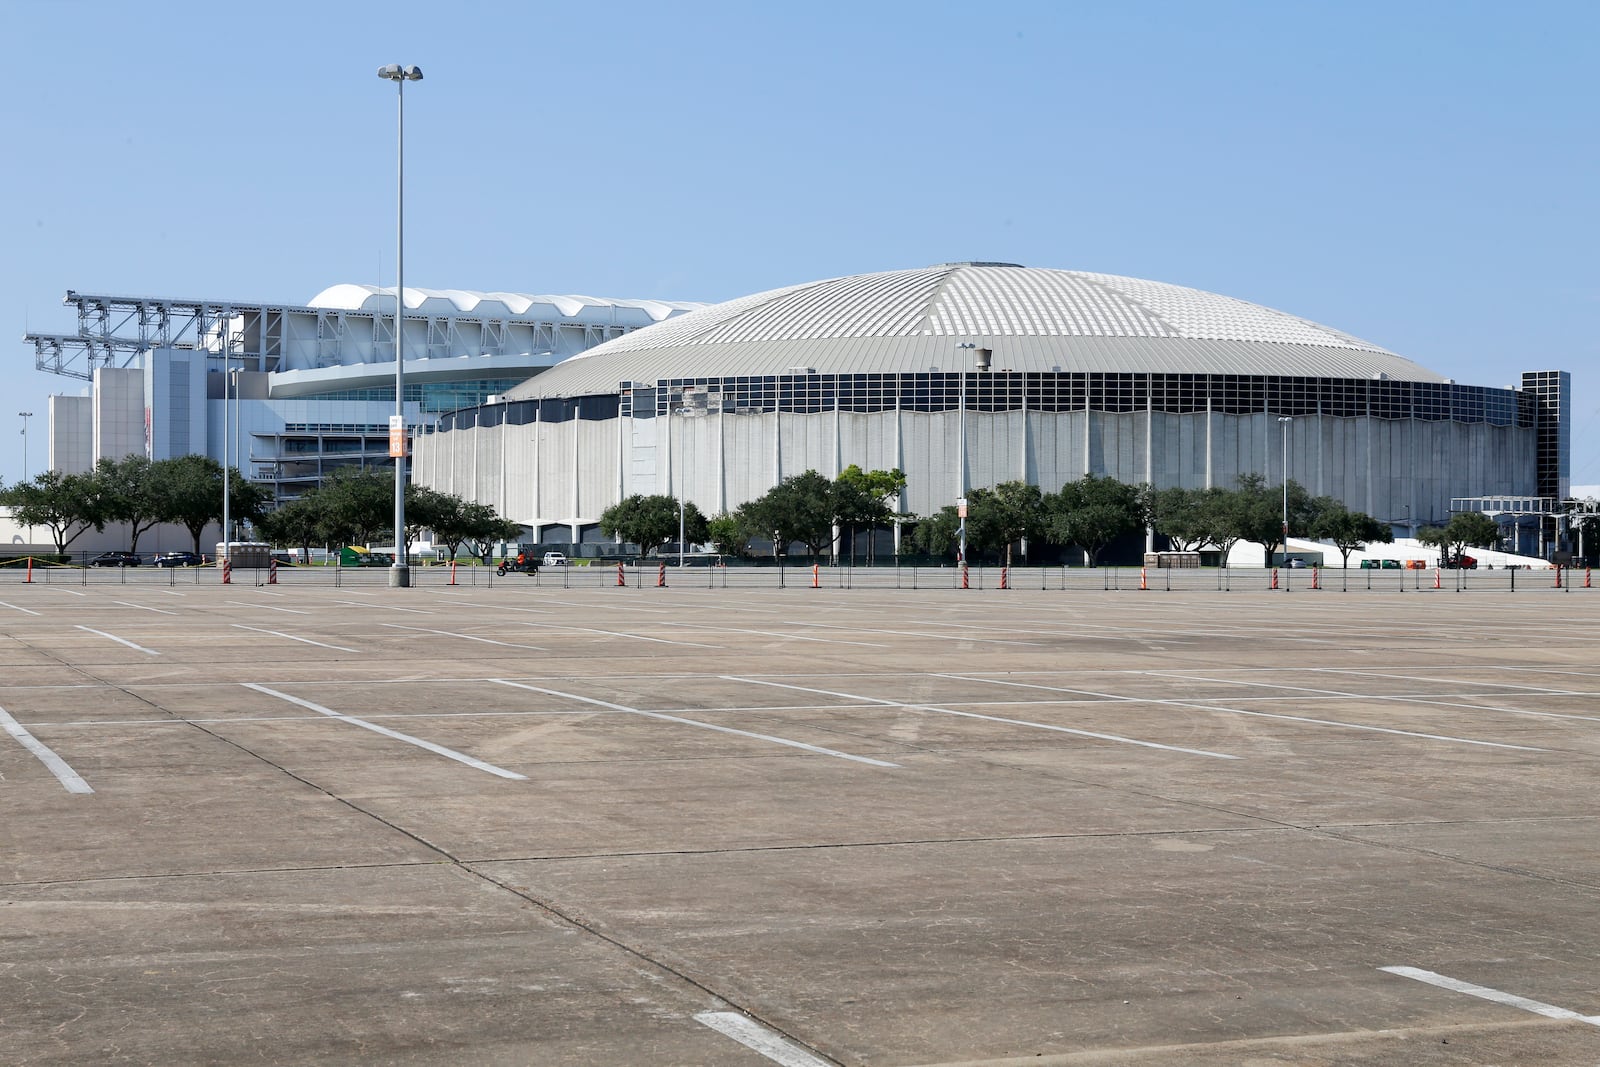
[3,0,1596,489]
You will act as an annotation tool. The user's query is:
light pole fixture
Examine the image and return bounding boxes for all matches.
[378,62,422,589]
[18,411,33,481]
[956,343,975,564]
[1278,416,1293,561]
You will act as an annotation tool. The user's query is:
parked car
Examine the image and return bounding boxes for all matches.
[154,551,202,568]
[542,552,568,567]
[1443,554,1479,569]
[89,551,141,567]
[1284,557,1307,568]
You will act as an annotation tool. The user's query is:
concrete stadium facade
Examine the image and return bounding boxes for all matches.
[413,264,1569,551]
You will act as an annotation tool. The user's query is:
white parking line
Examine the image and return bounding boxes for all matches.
[243,684,527,780]
[726,677,1240,760]
[0,704,93,794]
[693,1011,833,1066]
[331,599,432,615]
[1380,966,1600,1026]
[75,626,160,655]
[492,679,899,768]
[970,674,1540,752]
[526,624,721,648]
[113,601,180,615]
[232,624,359,652]
[0,601,41,616]
[381,623,545,649]
[226,600,311,615]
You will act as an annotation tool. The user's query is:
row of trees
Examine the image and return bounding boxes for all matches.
[0,460,521,561]
[258,470,521,561]
[600,470,1426,567]
[0,455,270,555]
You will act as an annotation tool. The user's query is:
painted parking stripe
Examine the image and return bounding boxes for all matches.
[693,1012,835,1067]
[382,622,545,649]
[726,677,1240,760]
[0,704,93,794]
[75,625,160,655]
[243,684,527,780]
[1380,966,1600,1026]
[0,600,42,616]
[232,624,359,652]
[492,679,899,768]
[972,674,1541,752]
[226,600,311,615]
[113,601,180,615]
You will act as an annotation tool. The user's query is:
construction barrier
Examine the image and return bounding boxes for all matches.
[1000,566,1010,590]
[1311,566,1321,590]
[1270,567,1279,590]
[1587,568,1592,589]
[268,559,278,585]
[449,561,458,586]
[25,557,32,584]
[961,563,970,590]
[1555,566,1563,589]
[616,562,626,587]
[1433,568,1441,589]
[657,563,667,588]
[222,559,232,585]
[812,564,820,588]
[1138,566,1147,591]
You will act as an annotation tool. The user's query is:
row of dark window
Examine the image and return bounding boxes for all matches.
[434,372,1537,431]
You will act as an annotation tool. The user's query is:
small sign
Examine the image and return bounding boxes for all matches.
[389,415,406,458]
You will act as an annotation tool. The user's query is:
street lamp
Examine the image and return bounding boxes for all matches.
[956,343,974,563]
[378,62,423,589]
[1278,416,1293,563]
[18,411,32,481]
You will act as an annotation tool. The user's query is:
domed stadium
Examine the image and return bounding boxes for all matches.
[414,263,1567,549]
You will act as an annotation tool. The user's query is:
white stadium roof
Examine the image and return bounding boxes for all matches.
[307,283,701,326]
[507,263,1448,398]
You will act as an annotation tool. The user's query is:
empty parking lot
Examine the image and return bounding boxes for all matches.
[5,581,1600,1064]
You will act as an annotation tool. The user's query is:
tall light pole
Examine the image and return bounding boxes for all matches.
[956,343,974,563]
[378,62,422,589]
[1278,416,1293,563]
[18,411,32,482]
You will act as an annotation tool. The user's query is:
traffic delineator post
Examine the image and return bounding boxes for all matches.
[1311,566,1321,590]
[657,563,667,588]
[1001,566,1010,590]
[1587,567,1592,589]
[1270,567,1279,590]
[25,556,33,583]
[268,559,278,585]
[222,559,232,585]
[1433,568,1441,589]
[961,563,969,589]
[449,561,458,586]
[1138,566,1147,591]
[616,562,626,587]
[1555,566,1563,589]
[812,564,819,588]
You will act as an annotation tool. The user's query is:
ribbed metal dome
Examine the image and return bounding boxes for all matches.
[507,264,1445,398]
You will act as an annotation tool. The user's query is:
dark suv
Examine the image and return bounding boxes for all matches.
[89,551,142,567]
[155,551,203,568]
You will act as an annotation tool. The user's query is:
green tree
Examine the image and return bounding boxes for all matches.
[1229,473,1316,566]
[742,471,834,559]
[1418,512,1502,563]
[96,455,165,553]
[708,512,758,559]
[1045,475,1145,566]
[963,481,1045,565]
[909,506,961,560]
[150,455,269,555]
[1148,486,1212,552]
[600,494,709,556]
[418,491,520,561]
[2,469,110,555]
[834,465,908,563]
[1309,500,1393,567]
[312,468,395,548]
[256,495,326,562]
